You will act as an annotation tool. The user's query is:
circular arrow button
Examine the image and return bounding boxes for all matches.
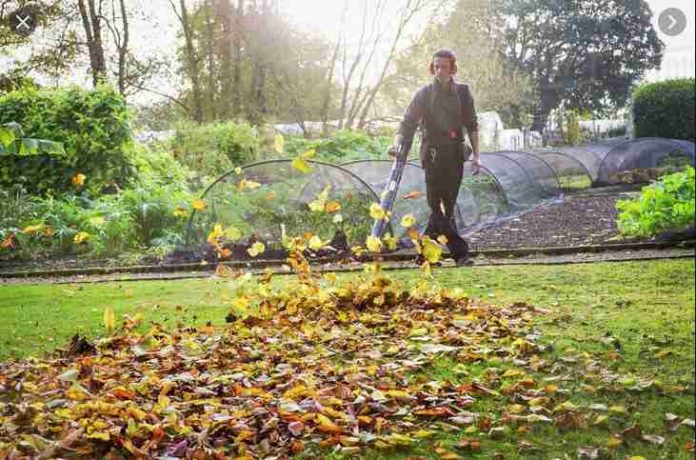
[658,8,686,36]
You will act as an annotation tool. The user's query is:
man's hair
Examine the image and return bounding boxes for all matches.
[429,49,458,75]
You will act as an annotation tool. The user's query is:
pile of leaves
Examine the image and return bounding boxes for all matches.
[2,264,693,458]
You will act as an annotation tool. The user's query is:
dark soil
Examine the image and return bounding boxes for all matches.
[467,194,629,250]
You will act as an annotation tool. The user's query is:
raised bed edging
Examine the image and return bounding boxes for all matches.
[1,240,693,280]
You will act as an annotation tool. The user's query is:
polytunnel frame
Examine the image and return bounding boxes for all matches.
[594,137,696,186]
[534,150,595,180]
[485,152,555,202]
[492,150,562,194]
[340,158,511,210]
[185,159,385,247]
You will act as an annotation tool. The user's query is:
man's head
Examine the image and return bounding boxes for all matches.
[429,49,457,79]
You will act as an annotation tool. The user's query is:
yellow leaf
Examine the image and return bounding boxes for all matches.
[332,213,343,224]
[207,224,224,245]
[301,148,316,159]
[308,235,324,251]
[421,236,442,263]
[87,432,110,441]
[71,173,86,187]
[238,179,261,191]
[316,413,342,434]
[383,232,398,251]
[103,306,116,331]
[247,241,265,257]
[192,198,207,212]
[369,202,386,220]
[437,234,449,245]
[224,226,242,241]
[274,134,285,153]
[400,214,416,227]
[308,186,331,212]
[325,201,341,213]
[22,224,44,235]
[173,206,188,218]
[609,405,627,414]
[65,384,91,401]
[366,235,382,253]
[607,436,623,448]
[73,231,90,244]
[283,385,310,400]
[292,157,312,173]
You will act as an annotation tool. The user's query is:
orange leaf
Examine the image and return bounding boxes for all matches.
[402,190,424,199]
[110,387,136,400]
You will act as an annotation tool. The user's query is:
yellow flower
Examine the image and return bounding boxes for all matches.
[192,199,207,212]
[173,206,188,218]
[71,173,86,187]
[74,231,90,244]
[207,224,224,245]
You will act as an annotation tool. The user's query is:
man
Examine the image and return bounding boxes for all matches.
[390,49,480,266]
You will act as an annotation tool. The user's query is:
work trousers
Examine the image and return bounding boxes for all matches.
[421,142,470,260]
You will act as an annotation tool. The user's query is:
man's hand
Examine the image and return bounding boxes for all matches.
[388,133,404,158]
[471,155,481,175]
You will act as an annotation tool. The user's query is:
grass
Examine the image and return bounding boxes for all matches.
[1,259,694,458]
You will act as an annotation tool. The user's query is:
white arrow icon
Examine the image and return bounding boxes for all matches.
[667,14,678,30]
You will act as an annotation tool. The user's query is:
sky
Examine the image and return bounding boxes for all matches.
[1,0,693,100]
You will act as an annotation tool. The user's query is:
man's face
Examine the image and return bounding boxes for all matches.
[432,57,454,79]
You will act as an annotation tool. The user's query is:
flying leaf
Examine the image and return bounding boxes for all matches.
[192,199,207,211]
[292,157,312,173]
[400,214,416,227]
[402,190,424,199]
[366,235,382,253]
[325,201,341,213]
[421,236,443,263]
[308,235,324,251]
[103,306,116,332]
[73,232,90,244]
[247,241,265,257]
[71,173,86,187]
[369,203,386,220]
[274,134,285,153]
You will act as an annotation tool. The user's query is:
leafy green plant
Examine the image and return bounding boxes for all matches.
[616,166,695,237]
[171,121,262,177]
[0,86,133,194]
[285,130,392,162]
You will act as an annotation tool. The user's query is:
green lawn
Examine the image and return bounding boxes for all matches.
[1,259,694,458]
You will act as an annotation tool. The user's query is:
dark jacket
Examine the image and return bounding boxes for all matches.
[398,79,479,148]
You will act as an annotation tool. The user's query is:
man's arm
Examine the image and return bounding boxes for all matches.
[389,87,427,157]
[461,85,480,174]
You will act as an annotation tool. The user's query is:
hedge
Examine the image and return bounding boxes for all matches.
[0,85,133,195]
[633,78,695,141]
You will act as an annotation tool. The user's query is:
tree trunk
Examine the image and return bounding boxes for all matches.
[178,0,204,123]
[204,0,217,119]
[116,0,129,95]
[232,0,244,117]
[77,0,107,87]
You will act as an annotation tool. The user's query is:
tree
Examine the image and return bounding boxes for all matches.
[500,0,664,132]
[385,0,535,127]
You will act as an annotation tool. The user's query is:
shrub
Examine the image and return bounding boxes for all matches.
[285,130,392,162]
[616,166,695,238]
[633,79,695,140]
[171,121,261,177]
[0,85,134,194]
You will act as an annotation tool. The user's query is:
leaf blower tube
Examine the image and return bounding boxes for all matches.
[371,135,413,238]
